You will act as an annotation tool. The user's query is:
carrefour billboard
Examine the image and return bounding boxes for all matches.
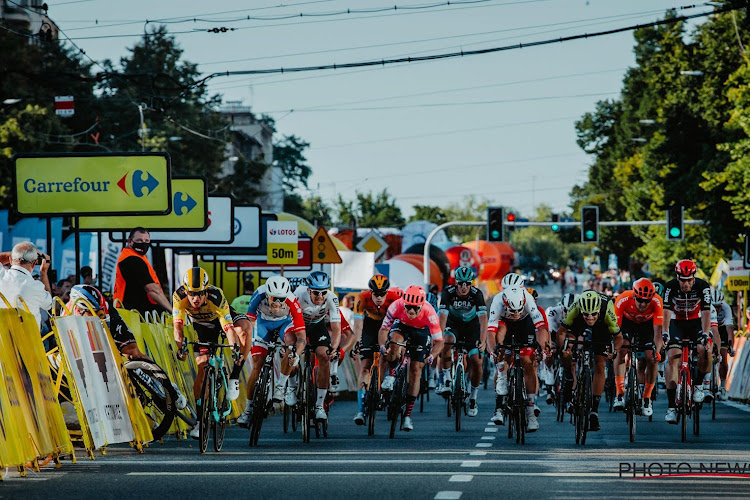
[13,153,171,216]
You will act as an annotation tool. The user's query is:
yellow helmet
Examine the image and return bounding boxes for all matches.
[183,267,209,293]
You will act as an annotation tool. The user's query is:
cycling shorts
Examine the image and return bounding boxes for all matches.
[251,316,297,358]
[444,318,481,356]
[620,317,655,352]
[718,326,730,348]
[306,320,331,349]
[668,318,702,347]
[388,320,430,363]
[502,315,537,346]
[360,315,383,360]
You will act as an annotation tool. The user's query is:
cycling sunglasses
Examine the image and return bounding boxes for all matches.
[372,291,387,297]
[311,290,328,297]
[187,290,207,297]
[457,281,471,287]
[635,297,650,304]
[404,304,421,312]
[268,296,286,303]
[582,311,599,318]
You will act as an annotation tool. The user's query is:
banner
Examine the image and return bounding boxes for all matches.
[55,315,135,447]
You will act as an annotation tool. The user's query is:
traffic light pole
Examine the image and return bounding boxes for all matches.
[421,219,705,291]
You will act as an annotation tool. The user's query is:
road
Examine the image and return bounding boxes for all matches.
[4,286,750,499]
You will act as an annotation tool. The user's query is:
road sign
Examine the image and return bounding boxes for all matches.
[727,259,749,291]
[55,96,74,117]
[224,238,312,271]
[76,177,207,231]
[312,226,342,264]
[14,153,171,217]
[356,230,387,261]
[267,221,298,264]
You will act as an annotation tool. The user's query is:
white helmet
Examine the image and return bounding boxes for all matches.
[501,273,526,289]
[265,275,290,299]
[560,293,576,311]
[710,288,724,306]
[502,286,527,312]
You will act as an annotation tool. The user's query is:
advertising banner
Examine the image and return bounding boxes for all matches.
[267,221,298,264]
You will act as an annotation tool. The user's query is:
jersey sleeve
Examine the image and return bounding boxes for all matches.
[663,281,676,311]
[699,280,712,311]
[423,303,443,341]
[721,303,734,327]
[381,301,399,332]
[651,296,664,326]
[245,287,266,320]
[438,289,451,316]
[475,289,488,317]
[614,293,627,326]
[524,291,545,329]
[710,305,718,328]
[287,296,307,333]
[208,290,234,332]
[327,293,341,323]
[538,307,549,331]
[353,291,367,320]
[605,300,620,335]
[487,295,503,333]
[172,289,186,324]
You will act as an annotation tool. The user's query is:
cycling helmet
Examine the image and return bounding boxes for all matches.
[501,272,525,289]
[578,290,602,314]
[559,293,576,311]
[368,274,390,294]
[183,267,209,293]
[526,287,538,300]
[675,259,697,279]
[454,266,476,283]
[710,288,724,306]
[306,271,330,290]
[403,285,426,307]
[265,275,290,299]
[70,284,108,314]
[287,277,305,292]
[391,286,404,298]
[502,286,526,312]
[632,278,656,300]
[653,282,665,298]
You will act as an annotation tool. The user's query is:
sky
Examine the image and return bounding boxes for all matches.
[44,0,711,220]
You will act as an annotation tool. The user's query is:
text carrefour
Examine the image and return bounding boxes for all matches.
[24,177,111,193]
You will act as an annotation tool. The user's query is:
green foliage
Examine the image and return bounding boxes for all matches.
[336,189,404,228]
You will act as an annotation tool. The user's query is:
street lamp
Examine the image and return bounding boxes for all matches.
[2,98,22,105]
[680,70,704,76]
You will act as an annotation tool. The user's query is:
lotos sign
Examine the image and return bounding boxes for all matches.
[267,221,298,264]
[13,153,171,216]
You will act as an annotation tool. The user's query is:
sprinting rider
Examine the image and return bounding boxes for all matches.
[351,274,401,425]
[436,266,488,418]
[662,259,716,424]
[710,288,735,400]
[380,285,444,432]
[557,290,622,432]
[541,293,576,404]
[173,267,252,439]
[487,285,550,431]
[294,271,341,422]
[612,278,663,417]
[236,275,306,426]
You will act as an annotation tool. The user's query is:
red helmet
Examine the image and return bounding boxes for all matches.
[675,259,697,279]
[403,285,426,307]
[632,278,656,300]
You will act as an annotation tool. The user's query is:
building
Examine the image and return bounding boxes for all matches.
[219,101,282,211]
[1,0,59,42]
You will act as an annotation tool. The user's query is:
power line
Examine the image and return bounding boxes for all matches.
[195,5,727,84]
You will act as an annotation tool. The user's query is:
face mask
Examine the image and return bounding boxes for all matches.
[131,241,150,255]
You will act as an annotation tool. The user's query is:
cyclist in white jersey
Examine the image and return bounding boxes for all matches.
[710,289,735,400]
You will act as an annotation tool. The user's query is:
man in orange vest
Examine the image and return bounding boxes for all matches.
[113,227,172,315]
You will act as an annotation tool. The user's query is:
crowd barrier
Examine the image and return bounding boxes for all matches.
[728,334,750,402]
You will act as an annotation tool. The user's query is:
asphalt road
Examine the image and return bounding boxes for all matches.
[4,286,750,499]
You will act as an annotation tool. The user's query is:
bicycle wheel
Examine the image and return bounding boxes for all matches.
[389,369,403,439]
[680,371,688,443]
[126,360,177,441]
[301,361,313,443]
[627,366,636,443]
[198,367,213,454]
[580,368,591,446]
[419,365,428,413]
[283,402,290,433]
[367,365,380,436]
[516,368,525,444]
[605,361,615,412]
[214,369,228,452]
[250,364,271,446]
[507,372,515,440]
[693,395,700,437]
[555,367,564,423]
[711,365,718,421]
[454,363,465,432]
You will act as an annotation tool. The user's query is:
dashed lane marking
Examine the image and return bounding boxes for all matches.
[435,491,463,499]
[449,475,473,482]
[480,436,496,440]
[460,461,481,468]
[469,451,487,456]
[484,427,498,433]
[475,443,492,448]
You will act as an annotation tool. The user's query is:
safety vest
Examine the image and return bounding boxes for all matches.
[113,248,161,305]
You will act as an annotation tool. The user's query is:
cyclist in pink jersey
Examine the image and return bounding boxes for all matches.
[378,285,444,432]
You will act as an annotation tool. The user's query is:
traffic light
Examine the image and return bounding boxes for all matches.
[666,205,684,241]
[487,207,504,242]
[580,206,599,243]
[506,212,516,232]
[551,213,560,232]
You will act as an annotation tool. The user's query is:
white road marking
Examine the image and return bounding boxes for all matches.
[128,471,624,477]
[469,451,487,456]
[449,475,473,482]
[484,427,498,433]
[481,436,496,440]
[475,443,492,448]
[460,461,481,468]
[435,491,463,499]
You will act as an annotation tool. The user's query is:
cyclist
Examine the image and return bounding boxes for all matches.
[294,271,341,422]
[379,285,444,432]
[436,266,488,418]
[351,274,401,425]
[662,259,715,424]
[173,267,252,439]
[557,290,622,432]
[542,293,576,403]
[612,278,663,417]
[236,275,306,426]
[710,288,735,400]
[327,309,354,394]
[67,284,147,360]
[487,285,550,431]
[501,272,525,289]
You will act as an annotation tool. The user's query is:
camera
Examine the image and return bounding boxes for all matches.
[36,254,43,265]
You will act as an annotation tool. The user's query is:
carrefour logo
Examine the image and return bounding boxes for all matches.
[117,170,160,197]
[174,191,197,215]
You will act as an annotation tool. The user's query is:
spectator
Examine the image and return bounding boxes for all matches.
[57,278,73,302]
[113,227,171,315]
[230,273,256,314]
[80,266,94,285]
[0,242,53,330]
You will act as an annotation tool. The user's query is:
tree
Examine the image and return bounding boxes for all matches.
[409,205,449,225]
[336,189,404,228]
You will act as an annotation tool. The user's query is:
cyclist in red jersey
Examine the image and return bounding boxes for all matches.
[661,259,715,424]
[379,285,444,432]
[612,278,663,417]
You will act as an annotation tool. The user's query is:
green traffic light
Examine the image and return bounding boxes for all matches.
[585,230,595,240]
[670,227,681,238]
[491,230,500,239]
[551,224,560,232]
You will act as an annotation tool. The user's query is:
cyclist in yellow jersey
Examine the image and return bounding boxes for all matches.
[173,267,252,439]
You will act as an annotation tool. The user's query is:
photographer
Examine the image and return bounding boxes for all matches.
[0,242,53,330]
